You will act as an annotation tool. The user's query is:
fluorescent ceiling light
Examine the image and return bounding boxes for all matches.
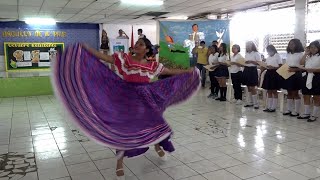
[166,16,188,20]
[121,0,163,6]
[25,18,56,25]
[207,15,217,19]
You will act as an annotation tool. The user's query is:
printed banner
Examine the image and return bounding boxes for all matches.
[4,42,64,71]
[159,20,230,68]
[109,39,129,54]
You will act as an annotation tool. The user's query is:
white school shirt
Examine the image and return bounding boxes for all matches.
[305,54,320,89]
[208,52,219,65]
[217,54,229,63]
[138,34,146,39]
[286,52,304,67]
[230,53,243,73]
[305,54,320,68]
[245,51,261,67]
[266,53,282,67]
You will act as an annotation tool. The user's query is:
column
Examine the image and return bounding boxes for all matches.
[294,0,307,45]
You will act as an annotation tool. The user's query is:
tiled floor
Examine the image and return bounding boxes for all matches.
[1,89,320,180]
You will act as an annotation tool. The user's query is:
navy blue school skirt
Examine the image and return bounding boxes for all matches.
[242,66,258,86]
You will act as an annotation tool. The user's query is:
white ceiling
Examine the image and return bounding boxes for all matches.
[0,0,290,24]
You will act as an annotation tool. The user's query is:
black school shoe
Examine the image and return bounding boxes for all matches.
[307,116,317,122]
[263,109,276,112]
[244,104,254,107]
[220,98,227,102]
[290,112,299,117]
[283,111,291,115]
[297,114,310,119]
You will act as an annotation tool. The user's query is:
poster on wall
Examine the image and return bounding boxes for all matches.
[4,42,64,71]
[159,20,230,68]
[109,39,129,55]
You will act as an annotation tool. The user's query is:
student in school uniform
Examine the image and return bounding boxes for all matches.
[283,39,304,116]
[262,45,283,112]
[192,41,208,87]
[298,40,320,122]
[229,44,244,105]
[243,41,262,109]
[215,43,229,101]
[207,45,220,98]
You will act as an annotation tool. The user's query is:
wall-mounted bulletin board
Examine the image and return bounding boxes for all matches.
[4,42,64,71]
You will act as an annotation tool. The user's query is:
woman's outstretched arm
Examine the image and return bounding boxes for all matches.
[82,44,114,64]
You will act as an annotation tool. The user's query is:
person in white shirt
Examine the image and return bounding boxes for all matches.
[185,24,205,57]
[283,39,304,117]
[214,43,229,101]
[243,41,262,109]
[116,29,129,39]
[261,45,283,112]
[298,40,320,122]
[138,29,146,39]
[229,44,244,105]
[207,45,220,98]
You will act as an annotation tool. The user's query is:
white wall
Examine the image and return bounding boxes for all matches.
[101,23,157,46]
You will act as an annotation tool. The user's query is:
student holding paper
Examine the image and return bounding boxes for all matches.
[215,43,230,101]
[262,45,283,112]
[207,45,220,98]
[283,39,304,116]
[298,41,320,122]
[229,44,244,105]
[243,41,262,109]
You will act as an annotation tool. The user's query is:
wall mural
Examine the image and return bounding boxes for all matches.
[159,20,230,68]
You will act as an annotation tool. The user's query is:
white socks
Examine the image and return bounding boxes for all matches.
[287,99,293,112]
[267,98,273,109]
[252,95,258,106]
[272,98,278,110]
[247,92,253,104]
[312,106,320,118]
[304,105,311,115]
[295,99,301,114]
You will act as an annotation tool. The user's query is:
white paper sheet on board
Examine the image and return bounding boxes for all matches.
[17,62,32,67]
[38,62,51,67]
[24,51,31,60]
[40,52,50,60]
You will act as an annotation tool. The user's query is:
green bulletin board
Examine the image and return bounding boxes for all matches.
[4,42,64,71]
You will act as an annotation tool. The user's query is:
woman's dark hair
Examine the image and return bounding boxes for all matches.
[141,37,153,57]
[266,45,278,54]
[287,39,304,53]
[211,45,218,54]
[309,41,320,56]
[246,41,258,52]
[232,44,241,53]
[219,43,228,56]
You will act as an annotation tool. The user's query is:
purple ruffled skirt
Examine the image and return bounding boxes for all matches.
[52,44,200,159]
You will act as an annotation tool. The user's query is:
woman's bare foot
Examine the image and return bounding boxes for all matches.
[155,144,165,157]
[155,144,167,161]
[116,157,125,179]
[116,168,124,177]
